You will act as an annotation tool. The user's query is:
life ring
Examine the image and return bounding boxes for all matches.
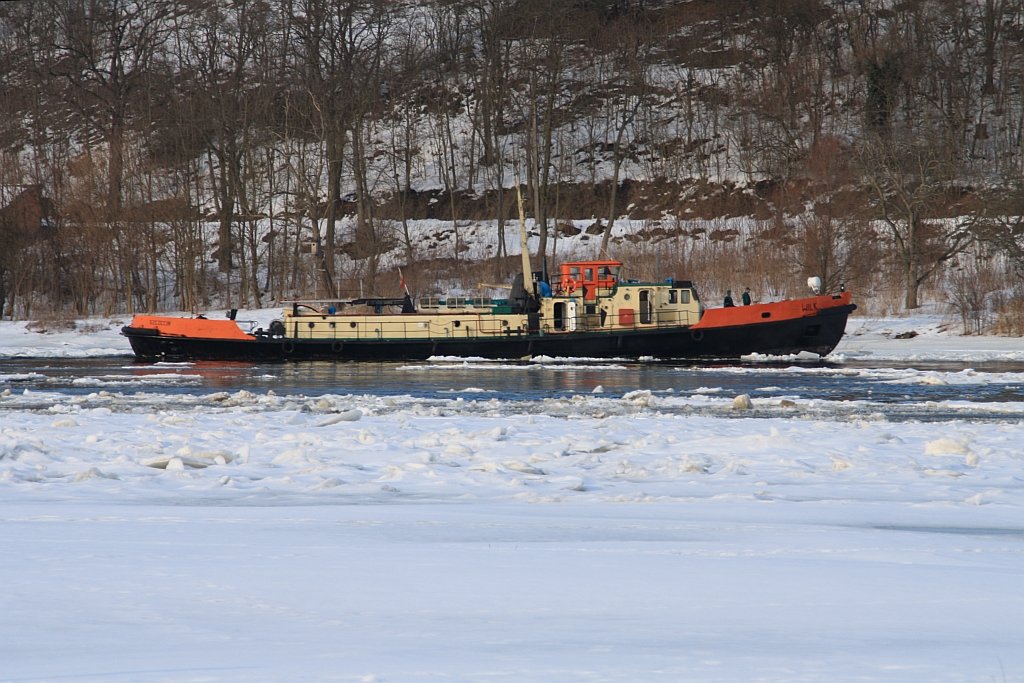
[282,340,295,354]
[331,341,344,353]
[563,277,578,294]
[690,329,704,342]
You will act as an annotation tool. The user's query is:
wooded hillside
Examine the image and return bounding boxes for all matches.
[3,0,1024,331]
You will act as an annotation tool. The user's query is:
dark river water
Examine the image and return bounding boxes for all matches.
[4,356,1024,422]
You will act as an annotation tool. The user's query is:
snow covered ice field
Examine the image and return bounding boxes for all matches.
[2,313,1024,682]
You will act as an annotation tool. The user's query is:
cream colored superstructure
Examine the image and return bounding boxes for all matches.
[279,280,702,342]
[538,282,701,333]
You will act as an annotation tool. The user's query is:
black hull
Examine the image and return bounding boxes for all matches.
[123,305,855,362]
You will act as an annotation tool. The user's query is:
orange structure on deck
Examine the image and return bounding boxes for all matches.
[127,315,255,340]
[558,260,622,299]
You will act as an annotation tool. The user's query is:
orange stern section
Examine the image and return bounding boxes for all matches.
[126,315,256,340]
[693,292,853,329]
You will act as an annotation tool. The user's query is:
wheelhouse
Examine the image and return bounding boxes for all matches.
[557,260,622,299]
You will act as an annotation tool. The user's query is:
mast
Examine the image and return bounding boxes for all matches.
[515,181,534,297]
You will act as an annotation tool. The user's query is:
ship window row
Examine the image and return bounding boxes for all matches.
[668,289,691,304]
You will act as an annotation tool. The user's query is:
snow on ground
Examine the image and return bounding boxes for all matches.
[1,315,1024,682]
[836,313,1024,363]
[0,318,129,357]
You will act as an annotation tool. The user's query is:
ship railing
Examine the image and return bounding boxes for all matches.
[600,309,699,330]
[288,314,523,341]
[417,296,495,310]
[286,308,698,340]
[550,281,617,299]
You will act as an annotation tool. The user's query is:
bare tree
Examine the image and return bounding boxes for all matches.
[46,0,176,313]
[380,8,429,270]
[793,138,877,294]
[596,13,654,258]
[857,135,971,309]
[470,1,515,267]
[970,181,1024,284]
[175,0,273,298]
[291,0,391,294]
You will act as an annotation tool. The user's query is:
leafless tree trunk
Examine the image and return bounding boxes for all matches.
[858,136,971,310]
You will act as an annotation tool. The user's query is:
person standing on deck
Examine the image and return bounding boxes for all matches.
[742,287,751,305]
[723,290,735,307]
